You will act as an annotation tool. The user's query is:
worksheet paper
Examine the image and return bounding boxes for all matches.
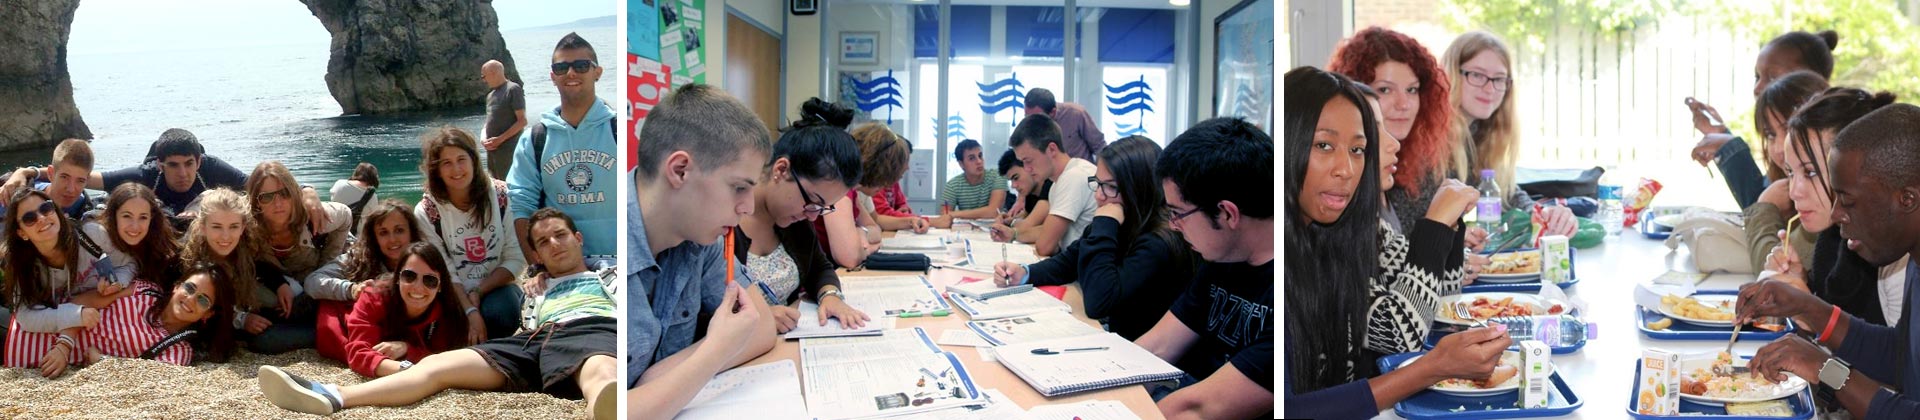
[782,300,896,340]
[949,240,1042,273]
[802,327,941,363]
[886,389,1034,420]
[1026,400,1141,420]
[674,359,809,420]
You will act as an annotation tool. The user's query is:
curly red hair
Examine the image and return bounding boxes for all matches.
[1327,26,1453,197]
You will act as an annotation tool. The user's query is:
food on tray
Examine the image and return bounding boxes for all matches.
[1435,353,1521,390]
[1646,318,1673,331]
[1681,367,1786,400]
[1453,296,1566,321]
[1486,252,1541,274]
[1662,294,1735,321]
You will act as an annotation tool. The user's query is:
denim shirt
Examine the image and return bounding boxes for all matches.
[627,173,755,388]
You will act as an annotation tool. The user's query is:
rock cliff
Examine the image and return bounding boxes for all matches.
[300,0,522,114]
[0,0,91,151]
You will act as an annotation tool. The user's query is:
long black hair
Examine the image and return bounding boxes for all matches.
[1787,87,1897,202]
[2,190,81,311]
[773,98,863,190]
[1095,136,1187,267]
[1752,70,1829,181]
[1283,66,1383,392]
[383,242,470,354]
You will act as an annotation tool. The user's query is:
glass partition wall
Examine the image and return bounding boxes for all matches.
[825,0,1193,212]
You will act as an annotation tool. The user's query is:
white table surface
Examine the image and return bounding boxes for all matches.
[1375,232,1774,419]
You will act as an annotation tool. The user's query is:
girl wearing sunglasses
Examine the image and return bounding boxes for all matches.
[414,126,524,345]
[239,161,353,354]
[1,189,119,375]
[309,199,422,367]
[179,187,255,362]
[0,267,231,377]
[730,98,871,333]
[340,241,469,378]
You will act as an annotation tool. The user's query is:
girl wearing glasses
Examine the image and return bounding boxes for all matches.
[414,126,525,344]
[988,136,1193,341]
[340,241,470,378]
[732,99,872,333]
[1440,31,1578,256]
[1,190,116,375]
[101,269,230,365]
[240,161,351,354]
[179,187,256,362]
[309,199,423,368]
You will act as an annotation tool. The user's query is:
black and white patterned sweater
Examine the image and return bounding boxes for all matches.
[1364,218,1466,364]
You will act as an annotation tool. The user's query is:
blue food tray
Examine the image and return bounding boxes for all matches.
[1422,326,1587,354]
[1462,249,1579,293]
[1637,290,1795,341]
[1375,351,1583,419]
[1640,209,1681,239]
[1625,358,1815,419]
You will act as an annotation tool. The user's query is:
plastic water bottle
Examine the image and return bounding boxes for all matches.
[1487,315,1597,348]
[1476,169,1505,235]
[1599,185,1625,235]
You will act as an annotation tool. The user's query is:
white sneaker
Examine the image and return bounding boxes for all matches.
[257,365,341,415]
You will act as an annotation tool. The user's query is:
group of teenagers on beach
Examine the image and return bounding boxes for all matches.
[0,32,624,418]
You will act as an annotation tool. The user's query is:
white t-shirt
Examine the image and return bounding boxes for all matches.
[414,182,527,291]
[1880,256,1909,327]
[1047,157,1100,248]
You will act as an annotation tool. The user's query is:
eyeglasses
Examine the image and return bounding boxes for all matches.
[17,201,58,228]
[181,281,214,311]
[551,59,596,75]
[1166,204,1207,228]
[398,268,442,289]
[1461,70,1510,91]
[1086,176,1119,199]
[255,188,292,205]
[794,178,836,216]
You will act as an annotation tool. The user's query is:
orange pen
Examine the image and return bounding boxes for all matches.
[725,226,736,285]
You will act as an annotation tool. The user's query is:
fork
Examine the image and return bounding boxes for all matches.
[1716,322,1743,376]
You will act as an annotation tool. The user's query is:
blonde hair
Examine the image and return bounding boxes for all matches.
[182,188,260,310]
[1443,31,1521,190]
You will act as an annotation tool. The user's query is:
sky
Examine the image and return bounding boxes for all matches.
[69,0,617,55]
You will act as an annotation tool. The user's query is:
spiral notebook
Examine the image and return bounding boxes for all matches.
[992,332,1183,396]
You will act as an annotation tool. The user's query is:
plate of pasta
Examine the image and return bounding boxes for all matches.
[1477,250,1543,283]
[1678,354,1807,405]
[1436,293,1568,326]
[1658,294,1737,327]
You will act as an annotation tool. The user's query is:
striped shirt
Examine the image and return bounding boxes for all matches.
[938,172,1007,212]
[535,269,617,325]
[5,281,193,367]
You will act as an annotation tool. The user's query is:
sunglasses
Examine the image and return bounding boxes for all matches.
[398,268,442,289]
[551,59,596,75]
[17,201,58,228]
[255,188,292,205]
[181,281,214,311]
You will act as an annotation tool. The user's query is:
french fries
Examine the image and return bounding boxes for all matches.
[1662,294,1735,321]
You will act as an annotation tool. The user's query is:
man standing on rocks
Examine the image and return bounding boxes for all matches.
[507,32,619,271]
[481,59,526,181]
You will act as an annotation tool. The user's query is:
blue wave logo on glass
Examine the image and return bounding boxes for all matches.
[1106,75,1153,137]
[977,74,1025,127]
[933,115,967,140]
[848,69,904,124]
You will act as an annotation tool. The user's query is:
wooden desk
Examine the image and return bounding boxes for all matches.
[742,266,1166,419]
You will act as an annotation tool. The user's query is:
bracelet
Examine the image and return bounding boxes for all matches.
[1818,305,1843,344]
[465,307,481,316]
[819,289,844,301]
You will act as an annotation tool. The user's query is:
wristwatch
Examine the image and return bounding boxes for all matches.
[397,360,415,370]
[1819,357,1851,390]
[819,288,844,301]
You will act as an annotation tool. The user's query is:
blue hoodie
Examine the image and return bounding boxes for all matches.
[508,97,618,259]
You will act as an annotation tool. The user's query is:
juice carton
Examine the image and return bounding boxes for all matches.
[1638,349,1681,415]
[1540,235,1571,284]
[1518,340,1551,408]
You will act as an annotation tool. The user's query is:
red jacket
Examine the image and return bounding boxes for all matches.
[871,183,915,218]
[343,291,462,377]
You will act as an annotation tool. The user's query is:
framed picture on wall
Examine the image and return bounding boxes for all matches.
[1214,0,1274,132]
[841,31,879,65]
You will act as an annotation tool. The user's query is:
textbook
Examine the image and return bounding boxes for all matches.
[944,276,1032,300]
[881,235,948,251]
[838,275,952,317]
[964,310,1105,346]
[991,333,1184,397]
[947,240,1042,273]
[948,288,1070,320]
[801,328,984,420]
